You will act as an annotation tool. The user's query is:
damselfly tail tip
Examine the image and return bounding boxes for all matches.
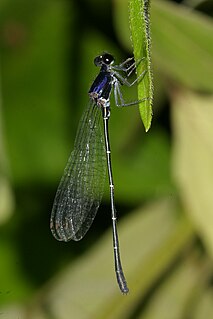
[122,287,129,295]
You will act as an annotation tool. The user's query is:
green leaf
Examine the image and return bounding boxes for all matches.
[129,0,153,132]
[0,77,14,224]
[151,0,213,92]
[172,90,213,256]
[191,288,213,319]
[29,198,194,319]
[139,252,212,319]
[114,0,213,92]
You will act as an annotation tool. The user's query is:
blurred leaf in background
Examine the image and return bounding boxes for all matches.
[0,0,213,318]
[0,82,14,225]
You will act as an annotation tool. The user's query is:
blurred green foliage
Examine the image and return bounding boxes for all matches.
[0,0,213,318]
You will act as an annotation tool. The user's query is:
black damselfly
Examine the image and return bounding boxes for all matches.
[50,53,146,294]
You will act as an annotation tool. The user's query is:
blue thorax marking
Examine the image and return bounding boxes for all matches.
[89,68,112,101]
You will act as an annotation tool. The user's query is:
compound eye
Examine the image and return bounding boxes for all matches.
[103,53,114,65]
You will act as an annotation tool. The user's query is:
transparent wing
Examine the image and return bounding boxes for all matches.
[50,102,106,241]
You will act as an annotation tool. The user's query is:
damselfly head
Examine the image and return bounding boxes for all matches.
[94,53,114,67]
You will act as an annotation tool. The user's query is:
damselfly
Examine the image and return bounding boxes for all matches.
[50,53,146,294]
